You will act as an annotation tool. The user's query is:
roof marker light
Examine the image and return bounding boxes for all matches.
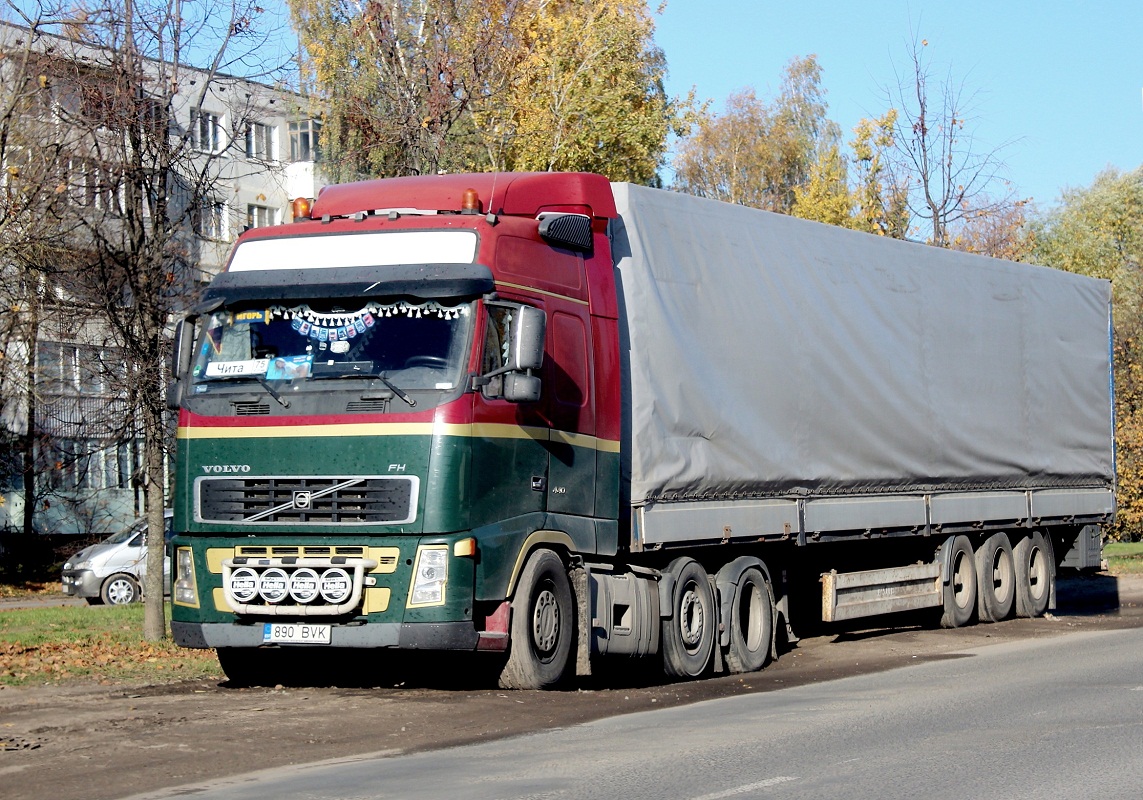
[461,188,481,214]
[291,196,312,221]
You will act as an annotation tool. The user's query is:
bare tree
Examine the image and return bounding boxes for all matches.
[880,35,1014,246]
[5,0,290,638]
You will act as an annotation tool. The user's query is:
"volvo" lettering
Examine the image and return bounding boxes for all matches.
[202,464,252,474]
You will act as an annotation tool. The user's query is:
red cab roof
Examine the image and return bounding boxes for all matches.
[309,172,618,221]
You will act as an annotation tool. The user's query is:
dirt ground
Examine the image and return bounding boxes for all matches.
[1,573,1140,800]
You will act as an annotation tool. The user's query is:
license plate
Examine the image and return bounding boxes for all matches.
[262,623,331,645]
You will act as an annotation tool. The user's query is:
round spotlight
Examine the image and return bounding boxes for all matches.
[230,567,259,603]
[289,568,320,603]
[319,568,352,604]
[258,568,289,604]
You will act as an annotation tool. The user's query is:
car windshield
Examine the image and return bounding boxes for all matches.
[191,300,473,391]
[104,520,145,545]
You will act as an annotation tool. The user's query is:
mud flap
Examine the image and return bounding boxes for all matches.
[571,563,591,677]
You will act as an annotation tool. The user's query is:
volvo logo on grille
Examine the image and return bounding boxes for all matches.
[202,464,251,473]
[293,490,313,510]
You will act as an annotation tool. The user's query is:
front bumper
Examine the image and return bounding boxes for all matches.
[61,569,101,598]
[172,620,480,650]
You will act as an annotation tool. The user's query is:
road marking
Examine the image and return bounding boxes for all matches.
[688,776,798,799]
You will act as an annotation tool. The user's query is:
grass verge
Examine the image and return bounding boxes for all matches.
[0,603,221,687]
[1104,541,1143,575]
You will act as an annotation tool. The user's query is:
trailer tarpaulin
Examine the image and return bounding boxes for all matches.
[610,183,1115,507]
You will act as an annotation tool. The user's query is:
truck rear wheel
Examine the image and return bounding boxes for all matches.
[662,558,715,679]
[1014,531,1051,618]
[499,549,574,690]
[975,533,1015,622]
[940,535,977,628]
[725,567,773,674]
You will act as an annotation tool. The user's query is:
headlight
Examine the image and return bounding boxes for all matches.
[174,547,199,606]
[408,546,448,607]
[71,560,89,571]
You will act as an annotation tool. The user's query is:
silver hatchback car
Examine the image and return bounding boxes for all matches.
[61,510,174,605]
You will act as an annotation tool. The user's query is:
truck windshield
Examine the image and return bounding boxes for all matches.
[191,300,473,391]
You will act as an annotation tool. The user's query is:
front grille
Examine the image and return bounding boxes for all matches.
[196,475,418,525]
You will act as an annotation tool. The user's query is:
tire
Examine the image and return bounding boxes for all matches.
[101,574,140,605]
[499,549,574,690]
[975,532,1015,623]
[1014,530,1052,618]
[217,647,313,687]
[940,535,977,628]
[662,558,715,679]
[725,567,774,674]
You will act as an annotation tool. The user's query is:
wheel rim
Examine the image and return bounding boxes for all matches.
[532,585,560,657]
[1027,545,1048,601]
[992,547,1014,603]
[678,583,705,650]
[740,581,766,652]
[952,550,973,609]
[107,579,135,604]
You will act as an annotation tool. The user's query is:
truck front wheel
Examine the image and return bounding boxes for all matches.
[499,549,574,690]
[662,558,715,679]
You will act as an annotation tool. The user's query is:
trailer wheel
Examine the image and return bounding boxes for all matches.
[940,535,977,628]
[1014,531,1051,618]
[725,567,774,674]
[662,558,715,679]
[101,574,140,605]
[975,533,1015,622]
[499,549,574,690]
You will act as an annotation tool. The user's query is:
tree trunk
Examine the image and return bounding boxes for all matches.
[20,291,40,538]
[142,371,167,642]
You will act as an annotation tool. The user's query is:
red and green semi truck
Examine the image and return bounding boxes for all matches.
[168,172,1114,688]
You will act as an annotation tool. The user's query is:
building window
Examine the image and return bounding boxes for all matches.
[49,438,139,491]
[191,110,221,153]
[196,198,228,240]
[246,122,274,160]
[246,204,276,229]
[288,119,321,162]
[36,343,125,396]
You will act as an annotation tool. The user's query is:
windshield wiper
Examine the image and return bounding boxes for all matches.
[379,373,416,407]
[253,374,290,408]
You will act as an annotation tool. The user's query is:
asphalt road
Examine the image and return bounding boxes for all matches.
[124,623,1143,800]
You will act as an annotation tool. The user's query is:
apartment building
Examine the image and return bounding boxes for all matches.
[0,21,325,536]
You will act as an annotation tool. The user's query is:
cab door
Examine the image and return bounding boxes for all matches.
[544,310,596,517]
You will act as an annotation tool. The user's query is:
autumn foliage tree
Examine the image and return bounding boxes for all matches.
[290,0,683,181]
[1033,167,1143,539]
[480,0,681,183]
[673,55,839,213]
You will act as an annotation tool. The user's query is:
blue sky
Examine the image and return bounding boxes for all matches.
[653,1,1143,208]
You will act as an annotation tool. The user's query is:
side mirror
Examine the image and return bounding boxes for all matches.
[167,316,197,411]
[511,305,546,371]
[503,372,541,403]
